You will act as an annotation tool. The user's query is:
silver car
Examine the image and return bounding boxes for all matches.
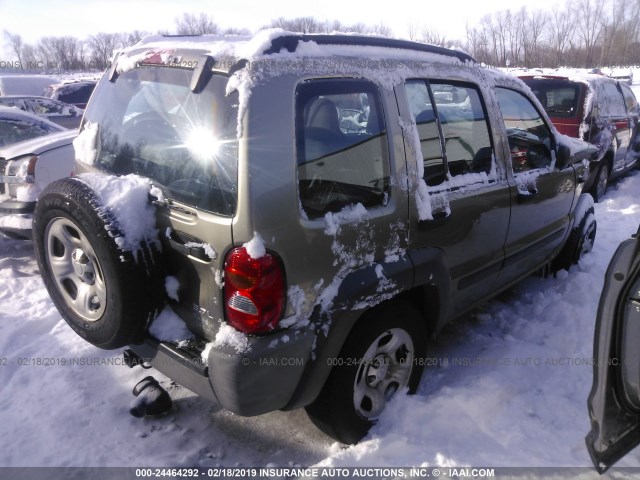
[0,129,75,239]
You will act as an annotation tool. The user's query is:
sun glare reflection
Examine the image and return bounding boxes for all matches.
[185,126,221,162]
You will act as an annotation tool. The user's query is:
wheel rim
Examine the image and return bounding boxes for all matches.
[580,216,596,257]
[45,217,107,322]
[353,328,414,420]
[596,166,608,200]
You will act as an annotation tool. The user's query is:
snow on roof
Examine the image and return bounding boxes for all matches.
[116,29,474,72]
[512,68,613,85]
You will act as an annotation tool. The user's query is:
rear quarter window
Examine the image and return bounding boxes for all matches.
[295,78,390,220]
[599,82,627,117]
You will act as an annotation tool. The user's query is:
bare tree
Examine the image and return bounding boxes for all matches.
[548,2,576,67]
[88,33,119,69]
[521,8,547,67]
[620,0,640,64]
[175,12,220,35]
[408,23,419,41]
[122,30,150,48]
[420,26,447,46]
[270,17,322,33]
[3,30,23,66]
[576,0,606,66]
[370,23,392,37]
[466,22,490,62]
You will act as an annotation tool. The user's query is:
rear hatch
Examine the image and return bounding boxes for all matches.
[77,61,240,340]
[520,77,585,138]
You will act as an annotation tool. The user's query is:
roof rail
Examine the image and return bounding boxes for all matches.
[263,34,475,63]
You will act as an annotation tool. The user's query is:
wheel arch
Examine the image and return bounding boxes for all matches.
[283,246,451,410]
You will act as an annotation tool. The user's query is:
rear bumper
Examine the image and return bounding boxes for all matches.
[130,326,315,416]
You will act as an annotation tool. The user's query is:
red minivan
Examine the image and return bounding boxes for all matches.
[520,74,640,202]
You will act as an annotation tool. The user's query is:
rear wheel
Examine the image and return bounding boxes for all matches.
[33,177,164,349]
[305,301,427,444]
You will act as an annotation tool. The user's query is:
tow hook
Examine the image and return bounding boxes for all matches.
[123,348,151,369]
[129,376,173,418]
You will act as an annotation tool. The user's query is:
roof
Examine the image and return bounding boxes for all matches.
[117,29,475,72]
[514,68,620,86]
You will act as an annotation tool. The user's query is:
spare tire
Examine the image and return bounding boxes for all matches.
[33,177,164,349]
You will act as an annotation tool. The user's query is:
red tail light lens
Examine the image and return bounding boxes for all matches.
[224,247,285,334]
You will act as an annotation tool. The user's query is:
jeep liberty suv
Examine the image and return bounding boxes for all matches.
[33,31,598,444]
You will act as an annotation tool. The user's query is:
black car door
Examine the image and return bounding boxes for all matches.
[586,224,640,472]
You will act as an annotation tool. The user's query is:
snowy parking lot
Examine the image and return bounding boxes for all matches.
[1,168,639,469]
[0,82,639,472]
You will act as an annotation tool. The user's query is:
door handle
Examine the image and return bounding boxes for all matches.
[418,210,450,230]
[517,188,538,203]
[167,231,211,262]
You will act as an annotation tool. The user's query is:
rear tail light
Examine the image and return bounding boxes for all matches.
[223,246,285,334]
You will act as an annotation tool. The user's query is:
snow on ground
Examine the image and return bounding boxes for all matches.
[1,171,640,469]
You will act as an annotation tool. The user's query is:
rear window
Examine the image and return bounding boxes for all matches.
[56,84,95,105]
[521,78,581,118]
[84,68,239,216]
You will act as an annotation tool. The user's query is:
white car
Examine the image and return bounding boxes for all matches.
[0,129,76,239]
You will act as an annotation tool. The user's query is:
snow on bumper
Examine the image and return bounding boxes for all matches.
[130,327,315,416]
[0,198,34,237]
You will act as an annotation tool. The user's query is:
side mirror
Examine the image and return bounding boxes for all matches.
[556,144,571,170]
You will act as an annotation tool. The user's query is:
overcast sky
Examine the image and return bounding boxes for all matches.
[0,0,561,59]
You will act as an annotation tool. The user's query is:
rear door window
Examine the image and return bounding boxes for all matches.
[405,79,494,186]
[296,79,390,219]
[496,88,554,173]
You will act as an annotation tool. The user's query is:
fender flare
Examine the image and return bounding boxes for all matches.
[284,247,451,410]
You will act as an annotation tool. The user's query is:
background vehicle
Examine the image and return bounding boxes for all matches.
[608,67,634,85]
[44,80,97,109]
[33,32,598,444]
[587,224,640,473]
[519,74,640,202]
[0,106,66,147]
[0,96,83,129]
[0,75,60,96]
[0,129,75,239]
